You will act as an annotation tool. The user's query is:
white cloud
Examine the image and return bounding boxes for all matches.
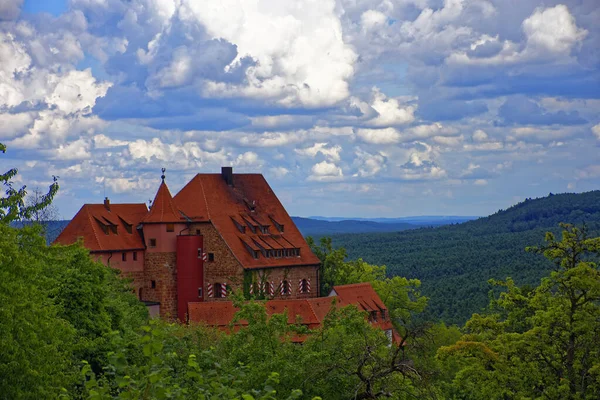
[235,151,262,168]
[367,87,415,127]
[184,0,357,107]
[592,123,600,140]
[94,134,128,148]
[432,135,464,147]
[474,179,488,186]
[357,127,401,144]
[269,166,290,178]
[472,129,488,142]
[447,5,587,66]
[353,148,386,177]
[97,176,156,194]
[361,10,387,31]
[295,142,342,162]
[52,138,91,160]
[308,160,343,181]
[522,5,587,57]
[127,137,229,168]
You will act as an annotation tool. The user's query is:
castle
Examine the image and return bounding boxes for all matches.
[55,167,398,344]
[55,167,321,321]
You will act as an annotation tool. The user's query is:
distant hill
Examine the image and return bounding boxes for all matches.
[330,191,600,325]
[307,215,479,225]
[11,220,70,245]
[292,217,417,236]
[292,215,478,237]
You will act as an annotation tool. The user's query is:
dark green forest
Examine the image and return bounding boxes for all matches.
[329,191,600,324]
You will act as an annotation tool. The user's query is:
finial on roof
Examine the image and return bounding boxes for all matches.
[161,167,166,182]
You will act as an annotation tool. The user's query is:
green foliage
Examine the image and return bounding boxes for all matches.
[1,142,59,224]
[330,191,600,324]
[438,224,600,399]
[0,224,76,399]
[0,223,148,398]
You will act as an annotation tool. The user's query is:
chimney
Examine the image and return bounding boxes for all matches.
[104,197,111,211]
[221,166,233,186]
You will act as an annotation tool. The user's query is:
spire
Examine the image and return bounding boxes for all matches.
[141,177,181,223]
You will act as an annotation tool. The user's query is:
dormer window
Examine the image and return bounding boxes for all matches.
[269,216,284,233]
[260,225,269,234]
[94,217,109,235]
[119,217,133,234]
[231,217,246,233]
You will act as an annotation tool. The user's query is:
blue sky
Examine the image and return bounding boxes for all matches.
[1,0,599,219]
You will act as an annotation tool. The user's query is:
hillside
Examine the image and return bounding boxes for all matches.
[292,215,478,237]
[292,217,416,236]
[330,191,600,325]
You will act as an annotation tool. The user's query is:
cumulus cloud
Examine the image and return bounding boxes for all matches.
[308,161,344,182]
[397,152,447,180]
[357,127,401,144]
[182,0,357,107]
[447,5,587,66]
[353,148,386,177]
[367,87,415,127]
[295,142,342,162]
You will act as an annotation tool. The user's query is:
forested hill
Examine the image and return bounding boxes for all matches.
[330,190,600,325]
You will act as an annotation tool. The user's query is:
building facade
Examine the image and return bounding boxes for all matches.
[55,167,321,321]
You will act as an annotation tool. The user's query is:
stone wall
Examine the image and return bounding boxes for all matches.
[190,222,245,301]
[142,252,177,319]
[247,265,319,299]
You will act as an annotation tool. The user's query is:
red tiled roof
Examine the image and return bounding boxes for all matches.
[331,283,387,311]
[141,181,182,223]
[54,203,148,251]
[173,173,320,269]
[188,283,400,344]
[188,302,240,327]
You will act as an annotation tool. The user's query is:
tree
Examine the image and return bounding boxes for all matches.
[1,143,59,224]
[438,224,600,399]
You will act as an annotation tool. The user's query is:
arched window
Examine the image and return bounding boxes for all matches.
[282,280,290,295]
[300,279,310,293]
[138,288,143,300]
[214,282,223,298]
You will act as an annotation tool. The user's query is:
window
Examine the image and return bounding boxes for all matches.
[381,309,387,320]
[149,238,156,247]
[214,282,222,298]
[122,252,127,261]
[208,253,214,262]
[133,251,137,261]
[282,280,290,295]
[166,223,174,232]
[151,280,156,289]
[196,229,201,235]
[370,311,378,322]
[260,225,269,234]
[198,288,203,298]
[300,279,310,293]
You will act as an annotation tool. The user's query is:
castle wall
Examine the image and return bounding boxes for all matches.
[247,265,319,299]
[142,252,178,319]
[143,223,187,253]
[189,222,245,301]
